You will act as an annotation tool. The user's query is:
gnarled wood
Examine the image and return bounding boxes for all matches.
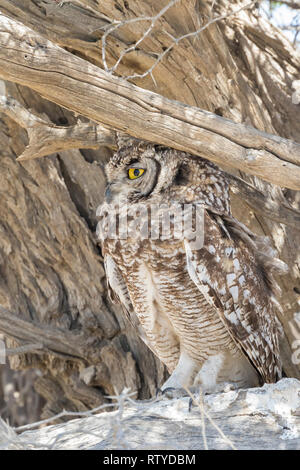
[0,95,116,160]
[0,13,300,188]
[1,94,300,229]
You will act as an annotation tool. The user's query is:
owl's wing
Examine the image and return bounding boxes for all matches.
[184,211,282,383]
[104,255,151,345]
[104,255,132,316]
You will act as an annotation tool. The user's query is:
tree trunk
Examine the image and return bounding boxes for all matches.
[0,0,299,422]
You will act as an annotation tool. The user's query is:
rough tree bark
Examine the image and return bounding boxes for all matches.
[0,0,299,423]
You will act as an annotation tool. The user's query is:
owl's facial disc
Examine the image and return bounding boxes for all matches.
[105,156,160,203]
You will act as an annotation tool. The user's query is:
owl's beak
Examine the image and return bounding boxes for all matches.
[105,184,113,203]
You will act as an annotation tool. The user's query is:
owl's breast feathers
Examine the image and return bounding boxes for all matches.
[101,200,286,384]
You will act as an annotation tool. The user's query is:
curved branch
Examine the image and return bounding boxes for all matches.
[1,95,300,228]
[0,13,300,189]
[0,96,116,160]
[1,93,299,227]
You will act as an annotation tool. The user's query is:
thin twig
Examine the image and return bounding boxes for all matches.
[101,0,256,80]
[14,388,137,434]
[14,403,115,433]
[126,1,256,80]
[199,388,208,450]
[106,388,136,449]
[101,0,181,73]
[183,385,208,449]
[185,387,237,450]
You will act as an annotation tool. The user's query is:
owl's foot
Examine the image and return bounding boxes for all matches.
[157,386,191,400]
[157,351,199,400]
[188,382,238,411]
[156,384,199,400]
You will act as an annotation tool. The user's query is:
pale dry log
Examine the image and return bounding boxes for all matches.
[0,95,116,160]
[0,13,300,188]
[292,81,300,105]
[1,379,300,450]
[1,94,300,229]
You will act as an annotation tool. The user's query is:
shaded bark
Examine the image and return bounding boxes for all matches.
[0,0,299,421]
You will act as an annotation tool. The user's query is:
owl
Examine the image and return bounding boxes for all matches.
[98,135,287,395]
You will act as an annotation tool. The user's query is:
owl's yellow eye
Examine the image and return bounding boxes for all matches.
[128,168,145,180]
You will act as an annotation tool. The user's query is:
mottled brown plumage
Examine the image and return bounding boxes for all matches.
[98,136,287,393]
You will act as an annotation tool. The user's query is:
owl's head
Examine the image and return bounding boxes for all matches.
[104,136,183,203]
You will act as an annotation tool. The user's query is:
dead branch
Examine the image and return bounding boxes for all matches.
[0,75,299,227]
[0,77,299,228]
[14,401,116,433]
[0,306,94,363]
[0,96,116,160]
[0,13,299,189]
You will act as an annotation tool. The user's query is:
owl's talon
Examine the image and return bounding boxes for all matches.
[160,387,188,399]
[187,386,206,412]
[161,386,177,398]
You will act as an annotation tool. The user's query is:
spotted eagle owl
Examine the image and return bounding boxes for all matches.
[98,135,287,394]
